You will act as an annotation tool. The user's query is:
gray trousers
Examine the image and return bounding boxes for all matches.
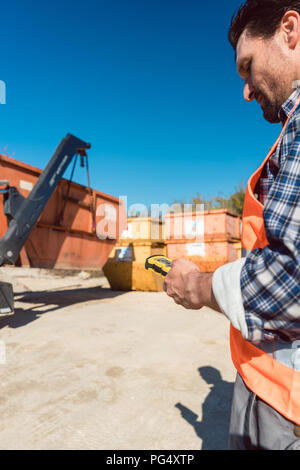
[229,373,300,450]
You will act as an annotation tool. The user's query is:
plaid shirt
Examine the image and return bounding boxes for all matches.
[241,88,300,343]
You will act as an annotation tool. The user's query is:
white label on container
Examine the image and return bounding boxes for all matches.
[20,180,33,191]
[121,223,133,239]
[116,246,133,261]
[186,243,205,256]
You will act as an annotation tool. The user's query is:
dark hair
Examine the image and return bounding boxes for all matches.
[228,0,300,50]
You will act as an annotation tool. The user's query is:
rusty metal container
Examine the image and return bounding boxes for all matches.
[164,209,241,272]
[0,154,126,270]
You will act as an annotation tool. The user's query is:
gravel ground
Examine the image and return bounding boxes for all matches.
[0,268,236,450]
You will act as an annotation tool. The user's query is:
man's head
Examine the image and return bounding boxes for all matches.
[229,1,300,122]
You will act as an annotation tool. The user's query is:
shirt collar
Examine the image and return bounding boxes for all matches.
[279,87,300,124]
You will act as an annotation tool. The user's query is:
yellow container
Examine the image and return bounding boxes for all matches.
[103,260,165,292]
[121,217,164,241]
[234,241,242,259]
[109,240,166,263]
[104,232,166,291]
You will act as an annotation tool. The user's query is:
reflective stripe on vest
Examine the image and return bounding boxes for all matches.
[230,97,300,426]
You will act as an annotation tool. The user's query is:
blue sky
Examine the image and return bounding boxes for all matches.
[1,0,282,210]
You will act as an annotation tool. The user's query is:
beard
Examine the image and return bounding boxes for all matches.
[258,42,293,123]
[255,90,281,123]
[261,97,281,123]
[254,74,293,124]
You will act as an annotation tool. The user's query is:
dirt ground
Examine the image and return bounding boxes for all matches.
[0,267,236,450]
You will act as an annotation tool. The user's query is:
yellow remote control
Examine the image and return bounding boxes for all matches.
[145,255,172,278]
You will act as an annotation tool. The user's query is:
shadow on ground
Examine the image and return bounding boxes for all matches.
[175,366,234,450]
[0,285,127,329]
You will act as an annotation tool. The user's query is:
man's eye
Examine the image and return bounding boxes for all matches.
[237,60,252,79]
[244,61,252,74]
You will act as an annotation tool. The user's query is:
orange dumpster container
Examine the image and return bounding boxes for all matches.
[164,209,241,272]
[0,154,126,270]
[103,217,166,291]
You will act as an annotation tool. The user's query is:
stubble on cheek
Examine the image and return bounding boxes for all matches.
[256,69,284,123]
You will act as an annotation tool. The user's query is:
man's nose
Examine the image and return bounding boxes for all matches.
[243,79,255,102]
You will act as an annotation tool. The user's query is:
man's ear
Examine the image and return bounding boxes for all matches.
[281,10,300,49]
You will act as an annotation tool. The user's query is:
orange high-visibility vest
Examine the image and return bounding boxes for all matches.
[230,97,300,426]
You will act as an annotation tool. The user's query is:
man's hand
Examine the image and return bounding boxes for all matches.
[163,258,221,312]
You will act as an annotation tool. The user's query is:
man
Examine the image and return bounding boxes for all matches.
[164,0,300,450]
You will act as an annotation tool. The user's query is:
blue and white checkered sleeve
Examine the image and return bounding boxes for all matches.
[241,125,300,343]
